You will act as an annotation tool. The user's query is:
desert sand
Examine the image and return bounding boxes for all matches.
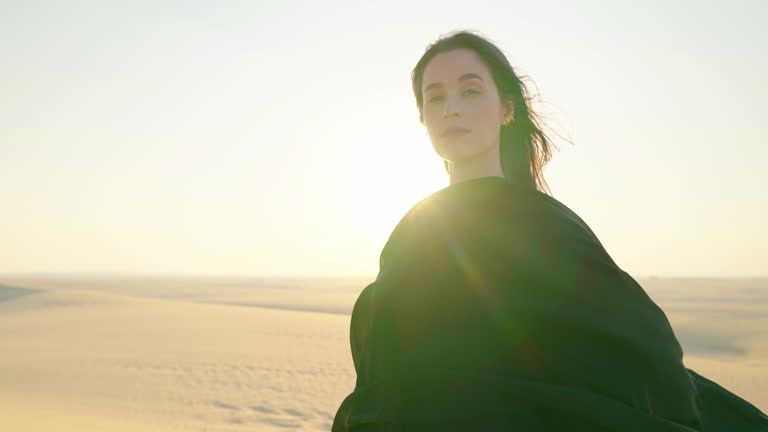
[0,276,765,431]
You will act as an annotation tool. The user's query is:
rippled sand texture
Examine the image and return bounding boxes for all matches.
[0,276,764,431]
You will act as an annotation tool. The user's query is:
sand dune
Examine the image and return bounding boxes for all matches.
[0,276,765,431]
[0,275,365,315]
[0,286,353,431]
[0,284,45,303]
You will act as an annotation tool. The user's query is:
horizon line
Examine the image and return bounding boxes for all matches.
[1,271,767,280]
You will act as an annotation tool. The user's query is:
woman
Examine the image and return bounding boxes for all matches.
[332,30,767,431]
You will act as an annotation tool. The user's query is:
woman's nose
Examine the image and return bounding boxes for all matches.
[442,96,460,119]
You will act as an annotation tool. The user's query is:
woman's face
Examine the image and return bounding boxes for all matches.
[421,48,511,164]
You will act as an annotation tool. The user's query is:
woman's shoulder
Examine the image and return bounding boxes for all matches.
[421,178,601,241]
[525,189,602,244]
[522,188,618,268]
[378,178,612,270]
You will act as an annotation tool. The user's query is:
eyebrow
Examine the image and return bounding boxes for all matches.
[423,73,484,93]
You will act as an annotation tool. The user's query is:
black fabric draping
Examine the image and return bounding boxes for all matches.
[332,176,767,431]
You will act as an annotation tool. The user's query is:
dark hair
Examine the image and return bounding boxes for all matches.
[411,30,556,194]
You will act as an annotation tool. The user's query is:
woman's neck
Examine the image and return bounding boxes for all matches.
[448,142,505,185]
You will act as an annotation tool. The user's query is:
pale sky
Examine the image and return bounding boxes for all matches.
[1,0,766,278]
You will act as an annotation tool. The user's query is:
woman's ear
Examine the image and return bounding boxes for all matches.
[502,102,515,126]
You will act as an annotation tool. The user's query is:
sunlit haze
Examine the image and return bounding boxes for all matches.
[2,0,766,278]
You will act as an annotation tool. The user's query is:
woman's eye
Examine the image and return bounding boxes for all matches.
[427,90,477,104]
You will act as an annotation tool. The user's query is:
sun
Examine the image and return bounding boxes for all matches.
[340,128,447,245]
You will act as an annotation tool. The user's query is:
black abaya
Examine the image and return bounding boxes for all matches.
[332,176,767,431]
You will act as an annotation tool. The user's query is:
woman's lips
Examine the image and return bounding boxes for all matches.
[442,127,471,137]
